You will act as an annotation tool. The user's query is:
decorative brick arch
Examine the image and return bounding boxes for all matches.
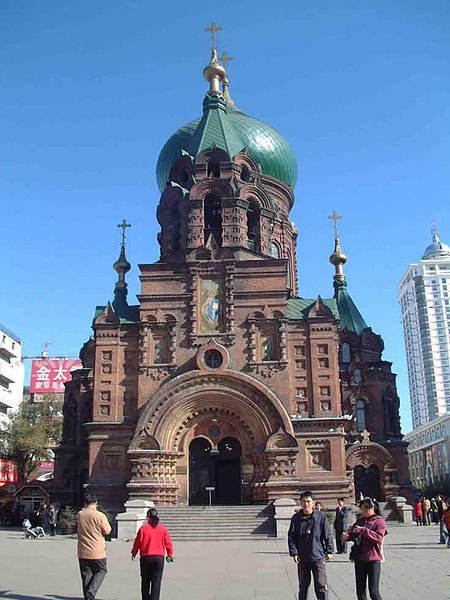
[133,370,294,453]
[346,441,395,471]
[346,441,400,500]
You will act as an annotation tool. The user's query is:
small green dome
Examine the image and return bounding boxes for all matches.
[156,106,298,192]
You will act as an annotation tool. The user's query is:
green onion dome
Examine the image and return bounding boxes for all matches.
[156,104,298,192]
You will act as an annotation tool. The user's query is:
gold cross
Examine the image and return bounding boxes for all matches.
[220,52,234,70]
[205,21,223,50]
[117,219,131,245]
[328,210,342,239]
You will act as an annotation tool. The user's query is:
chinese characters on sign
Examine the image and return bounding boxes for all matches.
[30,359,82,393]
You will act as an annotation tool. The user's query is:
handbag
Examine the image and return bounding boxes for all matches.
[349,537,361,561]
[348,526,362,561]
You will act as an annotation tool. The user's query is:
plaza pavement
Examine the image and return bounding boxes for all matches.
[0,523,448,600]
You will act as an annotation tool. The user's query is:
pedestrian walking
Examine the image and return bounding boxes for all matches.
[343,497,386,600]
[422,497,431,525]
[46,504,58,536]
[437,496,447,544]
[314,501,323,512]
[413,499,423,526]
[444,505,450,549]
[131,507,174,600]
[333,498,349,554]
[77,494,112,600]
[430,498,438,523]
[288,490,333,600]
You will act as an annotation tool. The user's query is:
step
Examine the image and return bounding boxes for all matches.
[154,504,276,540]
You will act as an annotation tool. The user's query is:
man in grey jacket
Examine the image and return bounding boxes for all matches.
[288,490,334,600]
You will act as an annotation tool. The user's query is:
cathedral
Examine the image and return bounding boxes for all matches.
[53,34,410,512]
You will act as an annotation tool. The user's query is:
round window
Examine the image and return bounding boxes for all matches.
[204,349,223,369]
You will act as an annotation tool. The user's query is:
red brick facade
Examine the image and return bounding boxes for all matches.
[53,87,410,513]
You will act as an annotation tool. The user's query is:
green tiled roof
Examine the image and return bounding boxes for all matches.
[156,94,298,192]
[333,281,369,335]
[287,285,369,337]
[287,298,339,320]
[93,304,139,325]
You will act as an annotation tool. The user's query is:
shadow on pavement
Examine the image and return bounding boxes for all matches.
[0,593,81,600]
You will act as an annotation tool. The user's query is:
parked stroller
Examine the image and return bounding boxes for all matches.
[22,517,45,539]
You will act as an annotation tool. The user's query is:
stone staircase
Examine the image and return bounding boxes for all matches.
[155,505,276,541]
[377,501,399,522]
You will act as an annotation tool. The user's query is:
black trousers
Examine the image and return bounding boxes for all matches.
[79,558,107,600]
[335,528,347,553]
[354,560,382,600]
[297,560,329,600]
[140,555,165,600]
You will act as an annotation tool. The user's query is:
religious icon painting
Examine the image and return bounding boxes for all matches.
[199,278,224,334]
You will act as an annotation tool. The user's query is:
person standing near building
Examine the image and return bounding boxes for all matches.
[414,499,423,526]
[422,497,431,525]
[77,494,111,600]
[334,498,349,554]
[437,496,447,544]
[343,497,386,600]
[288,490,334,600]
[443,505,450,549]
[46,504,58,536]
[131,507,174,600]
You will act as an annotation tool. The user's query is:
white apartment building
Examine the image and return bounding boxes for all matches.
[404,413,450,488]
[399,228,450,429]
[0,324,24,425]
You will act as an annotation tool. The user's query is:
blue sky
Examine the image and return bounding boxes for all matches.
[1,1,449,433]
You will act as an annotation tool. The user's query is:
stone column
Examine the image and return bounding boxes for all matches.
[116,498,155,541]
[273,497,296,539]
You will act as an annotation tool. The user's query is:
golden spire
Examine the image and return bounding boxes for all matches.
[220,52,237,109]
[328,210,347,283]
[203,22,226,94]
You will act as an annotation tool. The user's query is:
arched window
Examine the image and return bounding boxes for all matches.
[204,194,222,247]
[340,342,351,364]
[207,161,220,178]
[352,368,362,385]
[356,400,366,432]
[270,241,280,258]
[286,251,293,291]
[241,165,251,182]
[247,200,260,251]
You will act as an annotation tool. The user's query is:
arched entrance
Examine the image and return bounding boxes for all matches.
[354,464,381,501]
[189,436,242,505]
[130,370,295,505]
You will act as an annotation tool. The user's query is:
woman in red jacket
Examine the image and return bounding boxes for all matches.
[343,497,387,600]
[131,508,174,600]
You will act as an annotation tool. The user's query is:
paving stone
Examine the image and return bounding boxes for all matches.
[0,524,448,599]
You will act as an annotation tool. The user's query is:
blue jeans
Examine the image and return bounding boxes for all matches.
[439,520,447,544]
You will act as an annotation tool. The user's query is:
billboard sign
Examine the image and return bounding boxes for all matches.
[0,459,18,484]
[30,359,82,393]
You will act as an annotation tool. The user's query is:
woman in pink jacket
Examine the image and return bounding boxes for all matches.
[343,497,387,600]
[131,508,174,600]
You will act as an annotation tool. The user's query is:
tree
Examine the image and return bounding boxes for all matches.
[1,396,63,481]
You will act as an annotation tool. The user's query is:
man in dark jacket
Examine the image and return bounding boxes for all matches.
[333,498,349,553]
[288,490,334,600]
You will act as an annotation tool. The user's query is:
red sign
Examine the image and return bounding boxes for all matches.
[36,461,54,472]
[30,359,82,393]
[0,459,18,484]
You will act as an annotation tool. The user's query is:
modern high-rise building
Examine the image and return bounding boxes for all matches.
[399,228,450,429]
[0,324,24,426]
